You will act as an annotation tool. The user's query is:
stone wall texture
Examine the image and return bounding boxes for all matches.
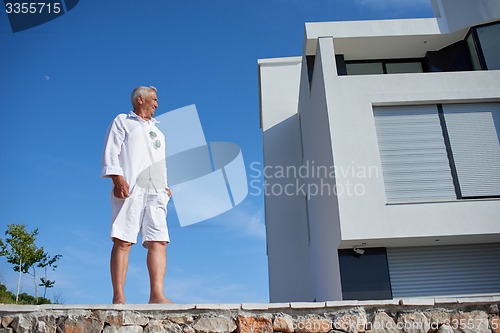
[1,297,499,333]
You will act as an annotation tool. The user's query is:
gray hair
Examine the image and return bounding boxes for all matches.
[131,86,157,106]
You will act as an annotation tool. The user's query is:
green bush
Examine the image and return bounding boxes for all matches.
[0,283,16,304]
[0,283,51,304]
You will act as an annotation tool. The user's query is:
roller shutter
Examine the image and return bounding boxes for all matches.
[443,103,500,197]
[374,105,456,202]
[387,243,500,298]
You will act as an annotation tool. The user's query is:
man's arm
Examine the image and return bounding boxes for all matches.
[102,117,129,198]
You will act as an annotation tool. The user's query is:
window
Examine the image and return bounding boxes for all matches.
[374,103,500,203]
[345,60,423,76]
[476,22,500,70]
[346,62,384,75]
[338,20,500,75]
[339,248,392,300]
[465,20,500,71]
[385,62,423,74]
[425,40,473,72]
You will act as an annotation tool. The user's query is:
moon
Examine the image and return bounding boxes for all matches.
[44,75,50,81]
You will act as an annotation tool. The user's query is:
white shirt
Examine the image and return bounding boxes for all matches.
[101,111,168,192]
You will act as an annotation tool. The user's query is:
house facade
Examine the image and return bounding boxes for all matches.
[258,0,500,302]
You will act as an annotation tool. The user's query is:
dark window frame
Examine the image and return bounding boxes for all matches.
[342,58,425,76]
[465,28,487,70]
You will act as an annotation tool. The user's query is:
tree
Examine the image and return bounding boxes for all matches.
[0,224,61,304]
[38,253,62,298]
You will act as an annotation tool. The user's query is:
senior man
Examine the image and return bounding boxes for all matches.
[102,86,172,304]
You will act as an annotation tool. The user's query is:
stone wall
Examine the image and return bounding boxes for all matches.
[1,297,499,333]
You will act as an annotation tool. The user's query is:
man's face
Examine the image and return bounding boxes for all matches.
[141,90,159,118]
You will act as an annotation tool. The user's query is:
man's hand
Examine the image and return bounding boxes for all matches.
[166,187,172,198]
[112,175,130,199]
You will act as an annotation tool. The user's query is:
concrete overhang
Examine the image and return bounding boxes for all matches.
[304,18,469,60]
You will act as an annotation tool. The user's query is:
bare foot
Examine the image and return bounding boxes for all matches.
[112,297,126,304]
[148,296,174,304]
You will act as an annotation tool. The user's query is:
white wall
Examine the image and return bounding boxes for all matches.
[260,3,500,302]
[320,44,500,249]
[432,0,500,32]
[296,38,343,301]
[259,58,303,131]
[259,58,313,302]
[299,38,342,301]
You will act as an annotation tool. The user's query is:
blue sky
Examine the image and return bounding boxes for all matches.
[0,0,434,304]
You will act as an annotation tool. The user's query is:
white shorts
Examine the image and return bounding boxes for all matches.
[110,186,170,247]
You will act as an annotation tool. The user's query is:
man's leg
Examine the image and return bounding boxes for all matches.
[110,238,133,304]
[146,241,172,303]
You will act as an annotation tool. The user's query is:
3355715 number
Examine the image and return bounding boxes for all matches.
[5,2,62,14]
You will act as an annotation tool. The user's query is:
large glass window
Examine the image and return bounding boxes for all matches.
[476,22,500,70]
[345,61,424,75]
[385,62,423,74]
[339,248,392,300]
[346,62,384,75]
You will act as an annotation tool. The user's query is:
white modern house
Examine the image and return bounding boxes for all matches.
[258,0,500,302]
